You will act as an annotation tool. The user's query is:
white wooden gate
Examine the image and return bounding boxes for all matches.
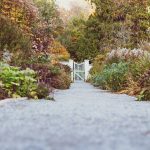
[74,62,85,81]
[60,59,92,82]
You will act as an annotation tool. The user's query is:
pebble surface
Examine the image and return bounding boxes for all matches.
[0,82,150,150]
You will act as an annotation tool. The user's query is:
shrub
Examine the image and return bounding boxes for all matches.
[50,65,61,76]
[56,64,71,74]
[22,62,71,90]
[51,71,71,89]
[129,56,150,81]
[28,83,50,99]
[90,54,106,75]
[50,64,71,89]
[91,62,129,91]
[138,89,150,101]
[0,88,8,100]
[90,74,106,87]
[139,70,150,88]
[0,62,38,99]
[0,15,32,62]
[49,40,70,61]
[137,69,150,101]
[30,53,51,64]
[21,63,60,88]
[0,62,52,100]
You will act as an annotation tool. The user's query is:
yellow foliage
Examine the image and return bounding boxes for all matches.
[49,41,70,61]
[1,0,37,35]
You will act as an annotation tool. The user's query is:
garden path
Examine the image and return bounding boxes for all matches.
[0,82,150,150]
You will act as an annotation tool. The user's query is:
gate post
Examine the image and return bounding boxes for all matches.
[84,60,91,81]
[69,59,74,82]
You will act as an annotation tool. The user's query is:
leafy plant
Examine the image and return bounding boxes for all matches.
[35,83,50,99]
[91,62,129,91]
[0,62,38,98]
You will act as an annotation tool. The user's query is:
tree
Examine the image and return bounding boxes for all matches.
[0,0,64,64]
[0,0,36,61]
[0,0,38,35]
[33,0,63,37]
[87,0,150,50]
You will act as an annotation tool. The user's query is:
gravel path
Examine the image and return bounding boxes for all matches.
[0,82,150,150]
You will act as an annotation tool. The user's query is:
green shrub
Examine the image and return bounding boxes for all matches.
[91,74,106,87]
[0,62,52,100]
[50,65,61,76]
[28,83,50,99]
[0,62,38,99]
[91,62,129,91]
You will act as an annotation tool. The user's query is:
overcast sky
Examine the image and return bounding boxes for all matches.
[56,0,90,10]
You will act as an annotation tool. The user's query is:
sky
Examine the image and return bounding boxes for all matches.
[56,0,90,10]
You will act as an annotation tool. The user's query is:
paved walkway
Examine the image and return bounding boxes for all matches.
[0,82,150,150]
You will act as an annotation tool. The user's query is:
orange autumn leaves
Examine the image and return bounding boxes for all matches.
[0,0,70,61]
[1,0,38,35]
[49,41,70,61]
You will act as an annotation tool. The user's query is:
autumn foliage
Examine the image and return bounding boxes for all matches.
[49,41,70,61]
[1,0,38,34]
[0,0,71,100]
